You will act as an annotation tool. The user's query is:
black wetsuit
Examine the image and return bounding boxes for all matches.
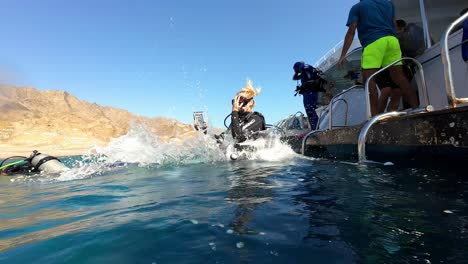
[230,111,266,143]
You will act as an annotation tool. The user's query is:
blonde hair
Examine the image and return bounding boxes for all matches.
[239,79,261,99]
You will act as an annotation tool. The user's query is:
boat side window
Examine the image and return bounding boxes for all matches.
[423,2,467,41]
[394,1,465,50]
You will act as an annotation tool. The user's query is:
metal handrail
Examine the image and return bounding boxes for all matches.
[328,85,363,130]
[316,107,327,130]
[301,87,360,155]
[293,111,310,130]
[364,57,429,120]
[418,0,432,49]
[301,130,321,155]
[358,111,407,163]
[329,98,349,129]
[293,111,304,117]
[441,11,468,108]
[316,105,334,130]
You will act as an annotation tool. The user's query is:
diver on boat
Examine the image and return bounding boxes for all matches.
[230,80,266,145]
[343,70,362,86]
[396,19,429,58]
[0,150,68,176]
[292,61,328,129]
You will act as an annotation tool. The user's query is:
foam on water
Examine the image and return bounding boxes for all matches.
[240,137,297,161]
[13,123,297,182]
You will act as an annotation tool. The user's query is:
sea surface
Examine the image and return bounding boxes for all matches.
[0,125,467,264]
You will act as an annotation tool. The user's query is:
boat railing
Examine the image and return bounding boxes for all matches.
[290,111,308,130]
[314,40,344,69]
[314,39,362,72]
[331,99,349,127]
[301,85,362,154]
[441,11,468,108]
[364,57,430,120]
[316,106,330,130]
[328,85,363,130]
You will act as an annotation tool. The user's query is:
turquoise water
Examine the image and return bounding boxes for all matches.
[0,126,467,263]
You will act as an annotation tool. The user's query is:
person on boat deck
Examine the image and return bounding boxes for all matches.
[292,61,327,129]
[396,19,429,58]
[343,70,363,85]
[230,80,266,143]
[338,0,419,117]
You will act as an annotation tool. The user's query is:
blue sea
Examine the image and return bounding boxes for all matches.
[0,125,467,263]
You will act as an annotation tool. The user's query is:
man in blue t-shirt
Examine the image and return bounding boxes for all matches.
[338,0,418,116]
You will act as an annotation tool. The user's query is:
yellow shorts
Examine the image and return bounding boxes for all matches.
[361,36,402,69]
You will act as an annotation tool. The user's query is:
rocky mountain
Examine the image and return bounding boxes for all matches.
[0,85,197,157]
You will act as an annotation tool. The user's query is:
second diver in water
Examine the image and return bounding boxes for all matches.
[0,150,68,176]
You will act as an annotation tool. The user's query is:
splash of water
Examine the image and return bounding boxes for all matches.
[92,123,226,165]
[224,137,297,162]
[13,123,297,182]
[87,123,296,165]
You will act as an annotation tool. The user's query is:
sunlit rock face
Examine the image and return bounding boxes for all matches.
[0,85,196,156]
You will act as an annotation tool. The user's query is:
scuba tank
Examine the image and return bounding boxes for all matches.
[29,151,68,173]
[0,150,68,175]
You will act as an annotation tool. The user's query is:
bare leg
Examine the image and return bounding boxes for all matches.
[387,88,402,111]
[388,66,419,108]
[378,87,391,113]
[362,69,379,116]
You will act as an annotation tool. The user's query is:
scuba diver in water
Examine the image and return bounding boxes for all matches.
[292,61,328,129]
[230,80,266,144]
[214,80,266,160]
[0,150,68,176]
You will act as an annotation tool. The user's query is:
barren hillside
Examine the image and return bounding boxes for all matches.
[0,85,196,157]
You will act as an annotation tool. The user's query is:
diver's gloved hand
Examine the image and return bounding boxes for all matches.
[294,85,302,96]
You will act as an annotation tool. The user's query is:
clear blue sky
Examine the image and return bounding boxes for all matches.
[0,0,355,128]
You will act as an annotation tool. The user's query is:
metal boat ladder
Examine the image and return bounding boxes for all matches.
[357,111,406,163]
[359,12,468,163]
[302,55,434,161]
[357,56,432,163]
